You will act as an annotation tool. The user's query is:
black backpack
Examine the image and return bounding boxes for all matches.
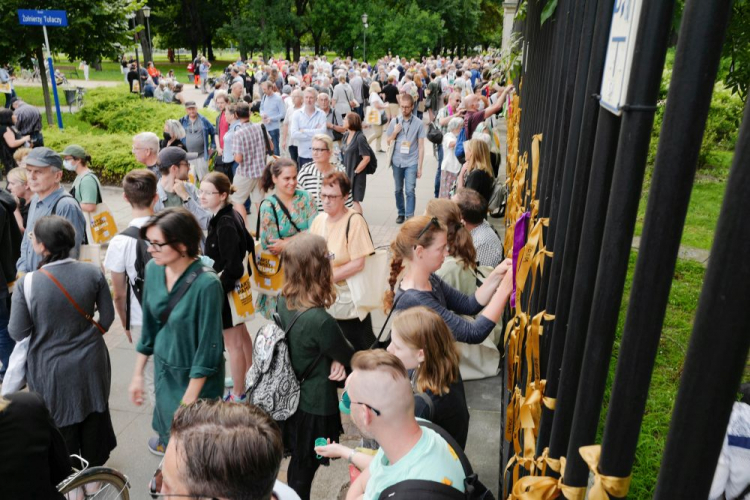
[378,421,495,500]
[120,226,153,329]
[363,135,378,174]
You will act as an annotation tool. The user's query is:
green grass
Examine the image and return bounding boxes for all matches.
[636,179,727,251]
[597,252,706,498]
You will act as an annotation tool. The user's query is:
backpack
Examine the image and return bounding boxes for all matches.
[120,226,153,329]
[244,308,323,421]
[427,122,444,145]
[363,133,378,174]
[378,421,495,500]
[454,126,467,163]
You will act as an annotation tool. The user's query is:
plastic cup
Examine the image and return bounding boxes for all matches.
[314,437,328,459]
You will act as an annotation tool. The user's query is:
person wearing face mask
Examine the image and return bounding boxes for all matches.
[160,119,187,152]
[62,145,100,214]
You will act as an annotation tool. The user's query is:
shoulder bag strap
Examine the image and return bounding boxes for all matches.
[344,212,374,247]
[255,198,281,239]
[416,392,435,421]
[370,293,403,348]
[39,268,106,334]
[159,266,209,325]
[272,195,302,233]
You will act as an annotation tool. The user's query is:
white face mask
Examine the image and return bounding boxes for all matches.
[63,159,77,171]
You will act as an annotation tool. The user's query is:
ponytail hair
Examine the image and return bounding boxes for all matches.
[261,158,297,193]
[426,199,476,270]
[383,215,446,311]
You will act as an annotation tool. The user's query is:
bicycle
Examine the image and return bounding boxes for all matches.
[57,455,130,499]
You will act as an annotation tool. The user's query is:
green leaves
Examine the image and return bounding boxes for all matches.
[540,0,557,26]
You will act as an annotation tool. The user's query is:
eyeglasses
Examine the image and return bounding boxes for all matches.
[144,239,174,252]
[198,190,220,196]
[149,465,217,499]
[400,105,413,110]
[319,193,342,201]
[350,399,382,416]
[312,147,329,153]
[416,217,440,241]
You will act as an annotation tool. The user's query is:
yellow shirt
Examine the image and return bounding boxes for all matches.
[310,208,375,269]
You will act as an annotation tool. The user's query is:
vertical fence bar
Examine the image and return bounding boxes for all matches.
[537,0,613,454]
[653,87,750,500]
[598,0,734,486]
[556,0,676,487]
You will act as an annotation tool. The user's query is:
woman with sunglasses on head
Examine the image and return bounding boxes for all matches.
[384,215,512,345]
[426,198,502,380]
[277,233,354,500]
[310,171,376,351]
[8,215,116,470]
[128,207,225,457]
[256,158,316,319]
[199,172,254,403]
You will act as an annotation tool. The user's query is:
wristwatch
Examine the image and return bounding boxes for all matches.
[347,449,358,464]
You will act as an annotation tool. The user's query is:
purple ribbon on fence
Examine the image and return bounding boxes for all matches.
[511,212,530,308]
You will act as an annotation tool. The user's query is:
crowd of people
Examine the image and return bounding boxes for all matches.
[0,52,514,499]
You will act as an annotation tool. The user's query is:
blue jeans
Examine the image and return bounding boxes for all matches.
[392,164,418,218]
[0,294,13,379]
[268,129,280,156]
[434,144,444,198]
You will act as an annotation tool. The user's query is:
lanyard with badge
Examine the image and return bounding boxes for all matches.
[399,117,412,155]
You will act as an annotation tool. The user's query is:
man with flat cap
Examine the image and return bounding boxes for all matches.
[154,146,211,230]
[179,101,215,183]
[17,147,86,274]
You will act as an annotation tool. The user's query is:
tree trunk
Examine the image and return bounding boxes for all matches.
[207,36,215,61]
[36,46,53,126]
[135,12,153,64]
[285,38,291,62]
[293,37,301,62]
[93,58,102,71]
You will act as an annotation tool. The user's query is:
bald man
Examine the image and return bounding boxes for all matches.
[462,85,514,140]
[328,350,467,500]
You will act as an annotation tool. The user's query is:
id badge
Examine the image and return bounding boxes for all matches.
[400,140,411,155]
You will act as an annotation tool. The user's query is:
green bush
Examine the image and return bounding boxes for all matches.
[43,86,220,184]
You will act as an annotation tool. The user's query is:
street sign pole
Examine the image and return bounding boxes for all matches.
[18,9,68,129]
[42,25,64,129]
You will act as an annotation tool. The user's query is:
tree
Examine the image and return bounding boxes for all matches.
[0,0,132,67]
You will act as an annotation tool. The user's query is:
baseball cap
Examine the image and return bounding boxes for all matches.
[158,147,198,168]
[25,147,63,169]
[60,145,87,159]
[184,101,197,108]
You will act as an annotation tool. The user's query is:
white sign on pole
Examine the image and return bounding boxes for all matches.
[600,0,645,116]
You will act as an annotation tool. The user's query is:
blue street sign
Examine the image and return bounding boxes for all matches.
[18,10,68,27]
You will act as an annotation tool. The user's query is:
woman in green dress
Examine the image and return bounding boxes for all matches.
[128,207,225,456]
[256,158,316,318]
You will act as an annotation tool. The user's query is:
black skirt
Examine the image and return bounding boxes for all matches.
[281,409,343,468]
[58,408,117,469]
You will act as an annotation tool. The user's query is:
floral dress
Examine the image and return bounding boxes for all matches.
[256,189,316,318]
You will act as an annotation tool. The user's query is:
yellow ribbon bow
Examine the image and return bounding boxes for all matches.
[578,445,632,500]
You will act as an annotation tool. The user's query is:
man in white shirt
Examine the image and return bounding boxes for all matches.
[349,70,364,118]
[291,87,327,168]
[282,89,304,163]
[104,169,158,405]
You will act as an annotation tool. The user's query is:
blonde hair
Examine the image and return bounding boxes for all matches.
[0,396,8,412]
[426,199,476,270]
[13,148,32,165]
[282,233,336,310]
[464,139,493,178]
[384,215,446,311]
[312,133,333,152]
[392,307,460,395]
[369,81,382,95]
[8,166,27,184]
[351,350,408,381]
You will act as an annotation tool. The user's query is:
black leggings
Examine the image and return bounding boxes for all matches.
[287,456,320,500]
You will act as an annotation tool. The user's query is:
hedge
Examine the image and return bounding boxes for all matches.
[43,86,219,184]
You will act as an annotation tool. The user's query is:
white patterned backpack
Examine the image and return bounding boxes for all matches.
[244,308,322,420]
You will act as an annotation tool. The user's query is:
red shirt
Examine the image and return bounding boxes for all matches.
[218,111,229,148]
[465,110,485,140]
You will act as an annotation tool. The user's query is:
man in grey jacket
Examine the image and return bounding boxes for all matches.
[153,147,211,230]
[17,148,86,274]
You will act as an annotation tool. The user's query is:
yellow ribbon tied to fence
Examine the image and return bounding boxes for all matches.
[578,445,632,500]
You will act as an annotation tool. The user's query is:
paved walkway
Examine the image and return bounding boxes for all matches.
[631,236,710,267]
[90,129,507,498]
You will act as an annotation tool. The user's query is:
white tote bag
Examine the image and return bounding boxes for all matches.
[346,249,390,321]
[1,272,33,396]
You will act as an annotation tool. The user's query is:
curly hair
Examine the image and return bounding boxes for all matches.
[282,233,336,310]
[426,199,476,270]
[383,215,446,311]
[392,306,460,396]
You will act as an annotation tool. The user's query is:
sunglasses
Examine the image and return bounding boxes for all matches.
[416,217,440,241]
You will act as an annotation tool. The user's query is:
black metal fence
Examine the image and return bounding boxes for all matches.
[501,0,749,497]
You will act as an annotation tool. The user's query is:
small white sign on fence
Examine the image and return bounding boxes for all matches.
[600,0,645,116]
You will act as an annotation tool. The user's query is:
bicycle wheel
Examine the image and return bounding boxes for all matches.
[58,467,130,500]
